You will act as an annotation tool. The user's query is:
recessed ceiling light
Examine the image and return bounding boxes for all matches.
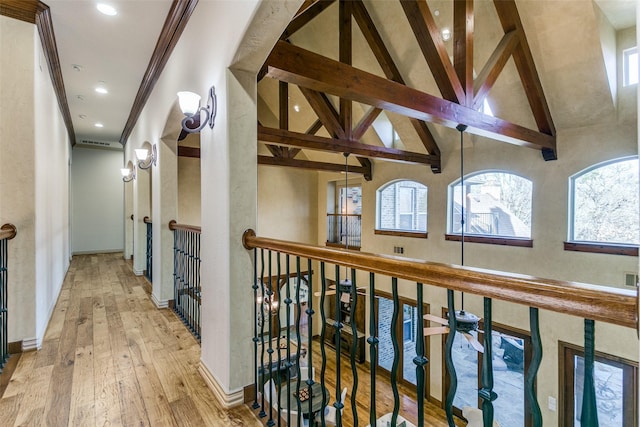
[94,123,104,128]
[293,104,301,113]
[441,28,451,41]
[95,86,108,94]
[97,4,117,16]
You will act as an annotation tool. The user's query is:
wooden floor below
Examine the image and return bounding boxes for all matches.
[0,253,260,427]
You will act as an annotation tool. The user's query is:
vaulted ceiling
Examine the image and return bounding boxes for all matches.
[257,0,637,178]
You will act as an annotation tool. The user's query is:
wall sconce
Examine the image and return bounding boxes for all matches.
[120,165,136,182]
[177,85,217,134]
[135,144,157,170]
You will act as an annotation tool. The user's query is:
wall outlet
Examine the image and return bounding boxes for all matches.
[393,246,404,254]
[548,396,556,412]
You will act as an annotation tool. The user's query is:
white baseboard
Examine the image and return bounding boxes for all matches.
[133,268,144,276]
[151,293,169,309]
[199,361,244,408]
[22,337,41,351]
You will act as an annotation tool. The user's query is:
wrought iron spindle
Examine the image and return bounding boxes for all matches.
[526,307,542,427]
[334,265,344,426]
[146,220,152,282]
[285,254,292,426]
[479,297,497,426]
[295,257,303,426]
[580,319,599,427]
[0,237,7,370]
[349,268,358,426]
[414,283,428,427]
[444,289,458,427]
[318,262,328,426]
[367,272,378,426]
[171,226,201,341]
[252,247,260,410]
[305,259,316,426]
[267,251,275,427]
[275,253,283,422]
[390,277,401,425]
[258,249,267,419]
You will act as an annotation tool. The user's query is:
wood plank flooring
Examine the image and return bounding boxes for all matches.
[0,253,260,427]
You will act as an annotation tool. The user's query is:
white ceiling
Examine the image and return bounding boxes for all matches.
[47,0,171,144]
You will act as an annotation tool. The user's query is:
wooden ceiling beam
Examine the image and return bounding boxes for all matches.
[473,30,519,110]
[281,0,336,40]
[400,0,466,104]
[178,146,200,158]
[493,0,556,144]
[258,125,439,166]
[355,157,373,181]
[299,87,347,139]
[352,0,441,165]
[454,0,474,106]
[258,155,371,178]
[265,41,555,151]
[339,0,353,140]
[352,107,382,140]
[306,119,323,135]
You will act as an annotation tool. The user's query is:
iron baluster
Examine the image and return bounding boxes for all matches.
[444,289,457,427]
[334,265,344,426]
[295,256,303,427]
[305,258,315,425]
[318,262,328,426]
[367,272,378,426]
[526,307,542,427]
[275,253,283,421]
[258,249,267,419]
[580,319,599,427]
[349,268,358,426]
[252,247,260,410]
[414,283,428,427]
[390,277,400,426]
[479,297,497,426]
[267,251,275,427]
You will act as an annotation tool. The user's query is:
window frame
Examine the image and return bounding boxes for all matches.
[375,180,428,239]
[566,156,639,256]
[623,46,638,87]
[445,170,533,247]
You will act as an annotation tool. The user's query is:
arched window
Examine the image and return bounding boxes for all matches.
[376,180,427,235]
[447,171,533,240]
[569,157,639,246]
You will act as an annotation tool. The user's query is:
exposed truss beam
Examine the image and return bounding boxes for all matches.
[473,31,519,110]
[493,0,556,141]
[258,125,439,166]
[258,155,371,179]
[265,41,555,151]
[454,0,474,106]
[299,87,346,139]
[400,0,465,104]
[352,107,382,140]
[352,0,440,170]
[339,0,353,140]
[281,0,336,40]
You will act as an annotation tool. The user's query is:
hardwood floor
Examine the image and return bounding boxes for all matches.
[0,253,260,427]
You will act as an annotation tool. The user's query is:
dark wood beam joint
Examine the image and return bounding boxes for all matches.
[339,0,353,139]
[454,0,474,106]
[355,157,373,181]
[299,87,346,139]
[473,30,520,110]
[353,107,382,140]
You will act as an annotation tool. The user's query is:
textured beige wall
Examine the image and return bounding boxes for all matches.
[0,16,37,344]
[178,156,201,226]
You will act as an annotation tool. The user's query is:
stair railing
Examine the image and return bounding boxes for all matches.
[143,216,152,283]
[169,220,201,341]
[242,229,637,427]
[0,224,17,373]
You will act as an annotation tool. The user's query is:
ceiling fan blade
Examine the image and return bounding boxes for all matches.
[424,326,449,336]
[314,290,337,297]
[462,332,485,353]
[424,313,449,325]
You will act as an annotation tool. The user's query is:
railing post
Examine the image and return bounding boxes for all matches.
[479,297,497,426]
[580,319,599,427]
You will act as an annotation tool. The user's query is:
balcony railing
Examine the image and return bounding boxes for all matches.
[144,216,152,283]
[326,214,361,249]
[0,224,17,374]
[169,220,201,341]
[242,229,637,427]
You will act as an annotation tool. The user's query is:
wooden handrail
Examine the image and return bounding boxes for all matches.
[242,229,638,330]
[0,224,17,241]
[168,220,201,234]
[143,216,151,224]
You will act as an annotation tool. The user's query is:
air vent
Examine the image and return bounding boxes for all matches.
[624,272,638,287]
[77,139,122,150]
